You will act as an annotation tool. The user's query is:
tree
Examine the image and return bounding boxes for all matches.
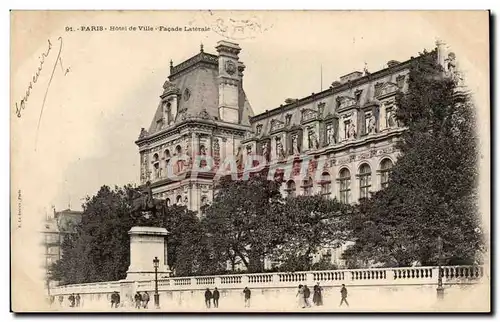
[202,175,288,273]
[49,184,205,284]
[273,195,351,271]
[344,50,484,267]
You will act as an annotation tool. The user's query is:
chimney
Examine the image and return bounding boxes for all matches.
[216,41,242,124]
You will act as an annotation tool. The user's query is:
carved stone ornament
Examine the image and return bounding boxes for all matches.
[183,88,191,101]
[138,128,149,139]
[162,80,180,95]
[225,60,237,75]
[198,108,211,120]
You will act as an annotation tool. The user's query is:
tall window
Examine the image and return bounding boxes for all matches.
[359,163,372,200]
[320,172,332,197]
[153,153,160,178]
[164,149,171,168]
[339,168,351,204]
[380,158,393,189]
[303,177,313,196]
[286,180,296,198]
[344,120,351,139]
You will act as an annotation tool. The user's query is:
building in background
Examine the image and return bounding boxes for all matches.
[42,208,83,289]
[136,40,458,269]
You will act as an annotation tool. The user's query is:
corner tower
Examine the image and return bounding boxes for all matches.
[216,41,242,123]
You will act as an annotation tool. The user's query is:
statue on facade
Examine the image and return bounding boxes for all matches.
[387,108,399,128]
[326,125,336,145]
[276,139,286,160]
[309,130,319,149]
[292,134,300,154]
[347,122,357,139]
[367,114,377,134]
[262,142,270,162]
[235,146,243,170]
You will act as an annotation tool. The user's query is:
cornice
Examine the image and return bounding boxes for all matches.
[169,52,218,80]
[249,53,431,123]
[135,119,251,148]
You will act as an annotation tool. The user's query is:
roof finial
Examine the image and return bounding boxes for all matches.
[363,62,370,75]
[169,59,173,68]
[200,43,204,53]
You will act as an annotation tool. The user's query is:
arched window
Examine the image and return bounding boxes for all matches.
[176,195,182,205]
[338,168,351,204]
[165,198,171,207]
[201,196,208,206]
[153,153,160,178]
[358,164,372,200]
[320,172,332,197]
[175,145,182,155]
[303,177,313,196]
[379,158,393,189]
[285,180,296,198]
[164,149,171,166]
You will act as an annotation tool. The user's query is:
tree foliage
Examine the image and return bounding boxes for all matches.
[49,185,205,284]
[202,175,287,273]
[343,51,484,267]
[271,195,351,271]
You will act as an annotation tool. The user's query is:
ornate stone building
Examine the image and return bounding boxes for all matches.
[135,41,254,212]
[135,40,458,267]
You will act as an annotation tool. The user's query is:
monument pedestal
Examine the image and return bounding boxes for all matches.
[126,226,171,281]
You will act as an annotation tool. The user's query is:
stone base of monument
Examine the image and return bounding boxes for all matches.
[126,226,171,281]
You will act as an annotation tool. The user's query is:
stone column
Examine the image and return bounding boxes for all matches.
[208,135,213,158]
[126,227,171,281]
[221,137,227,161]
[379,103,387,131]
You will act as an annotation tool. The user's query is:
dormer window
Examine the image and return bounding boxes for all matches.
[256,124,263,135]
[355,90,363,104]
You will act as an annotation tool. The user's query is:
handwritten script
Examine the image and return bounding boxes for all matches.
[15,36,70,124]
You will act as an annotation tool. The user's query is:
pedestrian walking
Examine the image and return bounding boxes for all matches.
[142,291,150,309]
[243,287,251,308]
[303,285,311,308]
[75,294,81,307]
[134,292,142,309]
[111,291,120,308]
[58,295,64,307]
[339,284,349,307]
[296,284,306,308]
[68,293,75,307]
[213,287,220,308]
[313,283,323,306]
[204,288,212,308]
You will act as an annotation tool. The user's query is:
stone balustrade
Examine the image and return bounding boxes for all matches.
[51,265,484,296]
[47,265,488,311]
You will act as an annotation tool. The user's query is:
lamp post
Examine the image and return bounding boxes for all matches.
[153,256,160,309]
[436,236,444,300]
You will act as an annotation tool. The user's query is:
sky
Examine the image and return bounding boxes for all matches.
[11,10,489,214]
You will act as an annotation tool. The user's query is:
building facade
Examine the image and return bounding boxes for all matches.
[42,208,83,288]
[135,40,459,267]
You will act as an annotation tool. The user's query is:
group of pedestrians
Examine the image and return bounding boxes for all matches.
[134,291,151,309]
[296,283,349,309]
[54,294,81,308]
[204,287,220,308]
[204,286,252,309]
